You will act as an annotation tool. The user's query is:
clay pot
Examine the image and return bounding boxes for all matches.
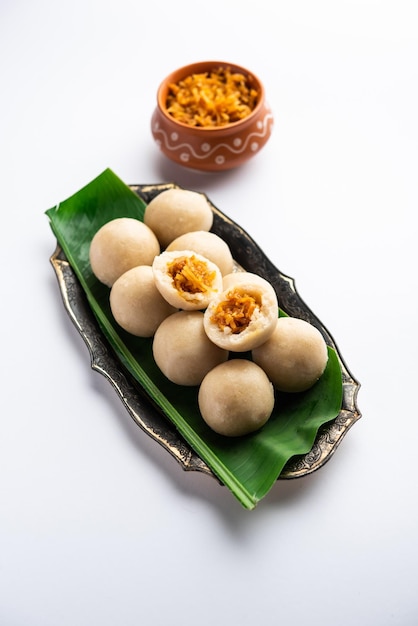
[151,61,274,172]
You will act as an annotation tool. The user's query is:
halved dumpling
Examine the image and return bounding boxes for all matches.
[152,250,223,311]
[203,278,279,352]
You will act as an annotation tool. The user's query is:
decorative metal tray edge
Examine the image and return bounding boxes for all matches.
[50,182,361,482]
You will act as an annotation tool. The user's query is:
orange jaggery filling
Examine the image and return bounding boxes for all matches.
[166,67,259,128]
[210,289,261,334]
[168,255,216,294]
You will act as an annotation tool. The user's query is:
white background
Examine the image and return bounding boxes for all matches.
[1,1,417,624]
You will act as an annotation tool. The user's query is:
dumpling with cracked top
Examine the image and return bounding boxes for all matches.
[203,276,278,352]
[152,249,223,311]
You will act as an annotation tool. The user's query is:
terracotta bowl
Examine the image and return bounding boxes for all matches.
[151,61,274,172]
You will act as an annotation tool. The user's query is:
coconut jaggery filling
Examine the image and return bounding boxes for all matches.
[211,289,261,334]
[168,255,216,294]
[166,67,259,128]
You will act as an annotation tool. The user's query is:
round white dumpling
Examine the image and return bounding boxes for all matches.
[252,316,329,392]
[143,188,213,248]
[198,359,275,437]
[222,271,274,291]
[109,265,177,337]
[203,279,278,352]
[152,250,223,311]
[89,217,160,287]
[166,230,234,276]
[152,311,228,386]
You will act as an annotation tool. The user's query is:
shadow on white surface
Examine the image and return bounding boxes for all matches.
[140,150,261,196]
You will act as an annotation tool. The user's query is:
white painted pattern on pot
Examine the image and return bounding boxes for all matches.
[152,111,274,163]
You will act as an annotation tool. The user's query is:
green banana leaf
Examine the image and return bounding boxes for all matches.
[45,168,343,510]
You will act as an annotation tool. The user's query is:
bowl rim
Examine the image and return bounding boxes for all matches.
[155,60,266,133]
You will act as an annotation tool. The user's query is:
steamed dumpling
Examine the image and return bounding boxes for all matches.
[252,316,329,392]
[144,188,213,248]
[222,271,274,291]
[203,278,278,351]
[166,230,234,276]
[198,359,275,437]
[152,250,223,311]
[152,311,228,386]
[89,217,160,287]
[109,265,177,337]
